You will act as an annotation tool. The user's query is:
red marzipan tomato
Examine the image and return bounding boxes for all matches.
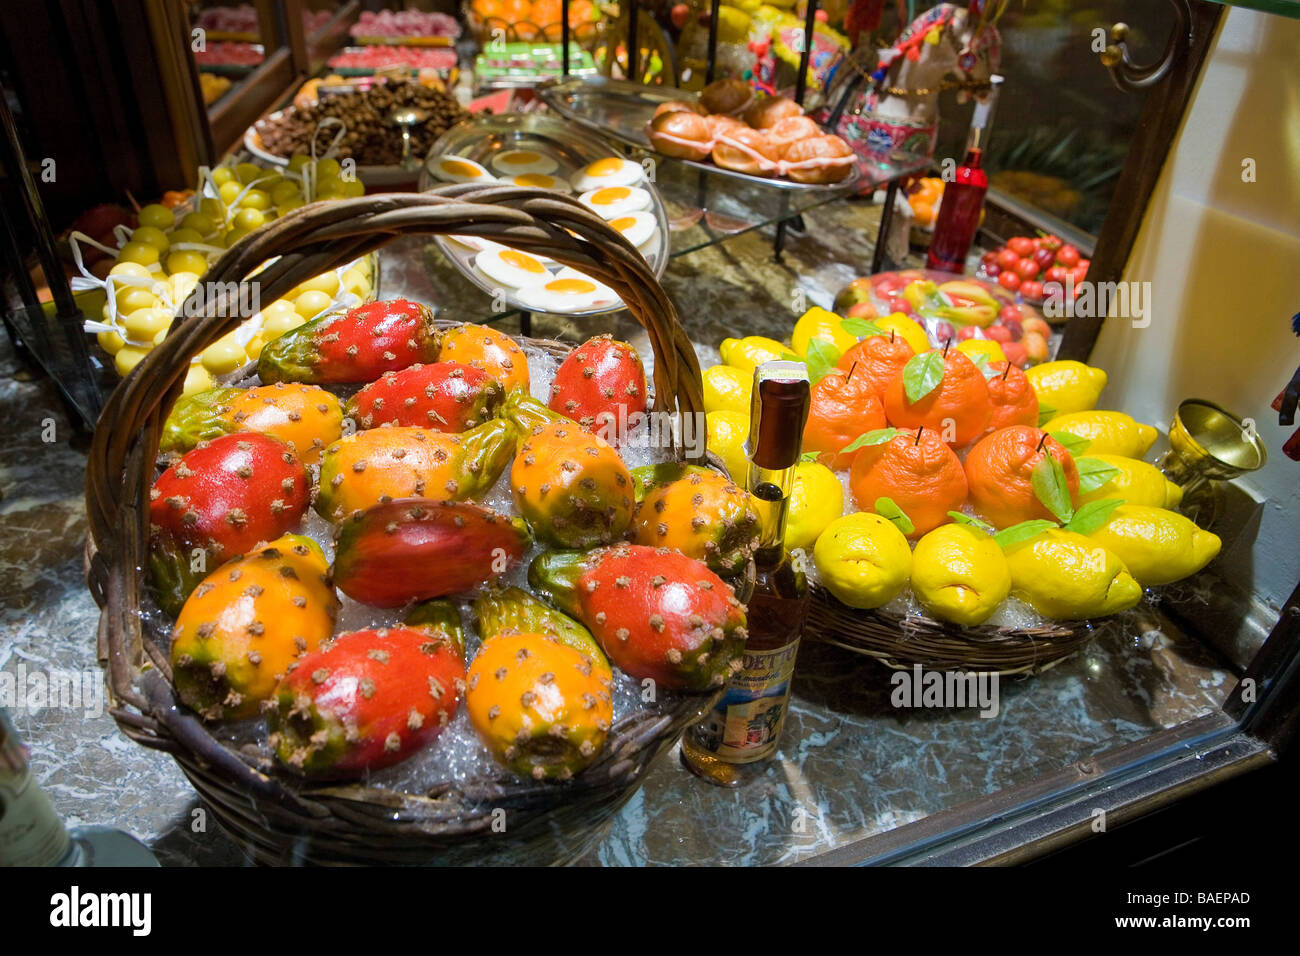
[1021,279,1045,301]
[996,248,1020,271]
[1045,265,1069,286]
[1007,237,1035,256]
[1041,234,1063,252]
[997,270,1021,291]
[1056,245,1081,268]
[1033,247,1056,271]
[1015,258,1039,280]
[981,250,999,267]
[985,263,1002,278]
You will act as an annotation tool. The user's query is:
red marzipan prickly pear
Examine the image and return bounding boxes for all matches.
[269,627,465,777]
[148,432,311,615]
[529,544,747,691]
[333,498,532,607]
[466,632,612,781]
[547,335,647,439]
[258,298,440,384]
[343,361,505,432]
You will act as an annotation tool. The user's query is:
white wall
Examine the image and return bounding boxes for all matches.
[1089,5,1300,611]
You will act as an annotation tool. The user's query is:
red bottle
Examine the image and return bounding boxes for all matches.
[926,76,1002,274]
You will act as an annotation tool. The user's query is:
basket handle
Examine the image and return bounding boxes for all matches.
[83,186,703,752]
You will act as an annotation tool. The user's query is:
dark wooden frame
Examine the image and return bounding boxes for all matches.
[1057,0,1225,361]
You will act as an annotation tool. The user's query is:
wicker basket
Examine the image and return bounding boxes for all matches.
[807,583,1117,676]
[83,186,713,865]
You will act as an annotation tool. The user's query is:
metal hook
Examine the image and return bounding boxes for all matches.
[1099,0,1192,92]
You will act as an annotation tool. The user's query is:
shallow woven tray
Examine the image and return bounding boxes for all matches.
[83,187,714,865]
[808,584,1114,676]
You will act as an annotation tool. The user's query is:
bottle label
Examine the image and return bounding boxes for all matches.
[689,642,800,764]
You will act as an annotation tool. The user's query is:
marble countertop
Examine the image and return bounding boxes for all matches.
[0,199,1235,866]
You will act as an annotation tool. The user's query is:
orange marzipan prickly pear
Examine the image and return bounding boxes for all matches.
[159,383,343,465]
[315,418,517,522]
[466,632,613,781]
[511,421,633,549]
[438,324,530,393]
[269,626,466,778]
[170,534,339,722]
[631,468,759,574]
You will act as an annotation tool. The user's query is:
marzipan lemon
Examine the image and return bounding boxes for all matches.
[813,512,912,609]
[1084,504,1221,587]
[785,461,844,552]
[955,338,1007,366]
[719,336,797,372]
[791,306,857,361]
[1025,360,1107,415]
[911,524,1011,625]
[1077,454,1183,509]
[1003,528,1142,619]
[873,312,931,356]
[706,410,750,485]
[1044,410,1158,458]
[703,364,753,415]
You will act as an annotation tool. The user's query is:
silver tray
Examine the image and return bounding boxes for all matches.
[537,75,860,194]
[419,113,670,318]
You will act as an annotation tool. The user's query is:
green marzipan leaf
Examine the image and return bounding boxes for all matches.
[993,519,1058,549]
[1050,429,1091,456]
[841,317,885,337]
[1075,457,1122,493]
[800,451,821,462]
[947,511,995,534]
[875,497,915,536]
[1066,497,1125,536]
[903,350,945,403]
[805,337,841,384]
[1032,453,1075,524]
[840,428,898,454]
[1037,402,1057,426]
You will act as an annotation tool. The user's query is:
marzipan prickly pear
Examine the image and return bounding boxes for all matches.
[631,468,759,574]
[258,298,440,384]
[511,421,633,548]
[170,534,338,721]
[148,432,311,615]
[466,632,612,781]
[474,585,609,666]
[269,627,465,777]
[403,598,467,659]
[529,544,747,691]
[547,335,646,438]
[159,384,343,465]
[315,419,516,522]
[344,362,505,432]
[438,324,529,393]
[333,498,531,607]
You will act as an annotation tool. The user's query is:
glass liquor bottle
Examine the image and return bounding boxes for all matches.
[681,360,811,787]
[925,75,1003,274]
[0,709,158,866]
